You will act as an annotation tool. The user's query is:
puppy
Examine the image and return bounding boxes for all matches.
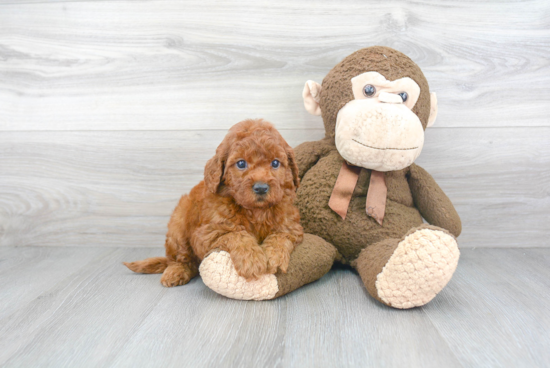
[124,119,304,287]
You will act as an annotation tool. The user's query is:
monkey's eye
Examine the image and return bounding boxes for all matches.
[271,160,280,169]
[398,92,408,102]
[363,84,376,97]
[236,160,247,170]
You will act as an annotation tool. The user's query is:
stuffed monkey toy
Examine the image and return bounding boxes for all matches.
[200,46,461,309]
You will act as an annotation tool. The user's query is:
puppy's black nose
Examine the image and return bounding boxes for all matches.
[252,182,269,195]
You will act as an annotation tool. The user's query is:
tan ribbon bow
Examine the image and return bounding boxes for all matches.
[328,161,387,225]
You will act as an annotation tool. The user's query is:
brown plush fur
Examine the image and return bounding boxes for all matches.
[294,46,461,266]
[295,147,461,262]
[273,234,337,298]
[354,237,400,305]
[124,119,304,286]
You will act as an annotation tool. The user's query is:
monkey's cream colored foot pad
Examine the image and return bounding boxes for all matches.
[376,229,460,309]
[199,251,278,301]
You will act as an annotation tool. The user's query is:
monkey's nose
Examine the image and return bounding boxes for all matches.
[379,92,403,104]
[253,182,269,195]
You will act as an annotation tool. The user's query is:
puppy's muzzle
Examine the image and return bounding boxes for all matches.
[252,182,269,195]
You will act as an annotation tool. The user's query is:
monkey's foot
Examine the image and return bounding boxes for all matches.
[358,226,460,309]
[199,234,337,301]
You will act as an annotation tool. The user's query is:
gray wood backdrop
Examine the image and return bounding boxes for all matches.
[1,0,549,248]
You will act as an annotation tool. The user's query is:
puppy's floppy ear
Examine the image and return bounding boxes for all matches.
[205,137,230,194]
[204,154,224,194]
[285,145,300,189]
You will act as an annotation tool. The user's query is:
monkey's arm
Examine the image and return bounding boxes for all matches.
[407,164,462,237]
[294,138,335,179]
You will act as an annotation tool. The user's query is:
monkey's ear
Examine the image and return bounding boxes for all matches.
[302,80,322,116]
[427,92,438,128]
[204,154,225,194]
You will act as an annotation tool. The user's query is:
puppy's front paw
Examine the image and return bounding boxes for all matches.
[263,245,290,274]
[230,245,268,281]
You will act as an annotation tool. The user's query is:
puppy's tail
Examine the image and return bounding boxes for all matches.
[123,257,168,274]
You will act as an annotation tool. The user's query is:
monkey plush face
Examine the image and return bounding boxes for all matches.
[303,46,438,172]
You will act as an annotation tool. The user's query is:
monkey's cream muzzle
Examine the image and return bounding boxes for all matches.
[335,98,424,172]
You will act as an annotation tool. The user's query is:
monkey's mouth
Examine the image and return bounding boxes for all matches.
[352,139,419,151]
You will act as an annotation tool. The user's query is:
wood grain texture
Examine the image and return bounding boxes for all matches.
[417,127,550,248]
[278,271,462,368]
[0,0,549,130]
[424,248,550,367]
[111,269,463,368]
[0,129,323,248]
[0,246,108,320]
[1,128,548,248]
[0,248,166,367]
[0,247,548,367]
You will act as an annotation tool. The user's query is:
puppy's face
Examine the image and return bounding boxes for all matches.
[224,138,292,209]
[204,119,299,210]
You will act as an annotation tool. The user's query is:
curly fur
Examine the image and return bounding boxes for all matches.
[124,119,304,286]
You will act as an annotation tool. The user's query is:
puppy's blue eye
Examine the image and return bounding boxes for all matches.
[271,160,280,169]
[399,92,408,102]
[236,160,247,169]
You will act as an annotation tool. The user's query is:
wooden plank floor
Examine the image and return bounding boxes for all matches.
[0,247,548,368]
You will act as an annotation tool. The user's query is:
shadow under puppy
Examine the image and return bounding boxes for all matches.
[124,119,304,287]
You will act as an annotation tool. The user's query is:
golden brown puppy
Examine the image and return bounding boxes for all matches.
[124,119,304,287]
